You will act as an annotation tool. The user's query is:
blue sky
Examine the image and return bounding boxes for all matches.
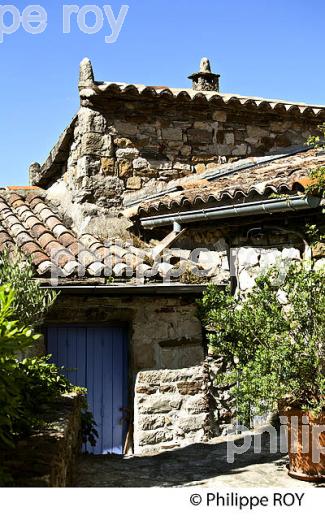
[0,0,324,186]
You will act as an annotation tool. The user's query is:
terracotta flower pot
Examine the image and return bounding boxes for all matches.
[282,408,325,482]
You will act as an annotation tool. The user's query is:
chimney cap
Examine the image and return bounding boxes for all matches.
[188,57,220,92]
[200,57,212,73]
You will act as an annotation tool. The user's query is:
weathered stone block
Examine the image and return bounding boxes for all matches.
[187,128,213,144]
[281,247,301,261]
[173,162,192,171]
[216,144,232,155]
[194,121,212,130]
[312,242,325,259]
[114,137,134,148]
[138,415,166,431]
[259,249,282,270]
[101,134,114,157]
[184,395,208,414]
[161,127,183,141]
[137,430,174,446]
[114,121,139,136]
[247,125,270,138]
[176,381,203,395]
[180,145,192,157]
[237,248,260,268]
[118,160,133,178]
[198,251,222,271]
[116,148,140,159]
[195,163,206,174]
[225,132,235,145]
[101,157,115,175]
[77,156,100,178]
[135,385,158,395]
[133,157,149,170]
[126,177,142,190]
[78,107,106,133]
[231,143,248,156]
[159,384,177,393]
[81,133,104,154]
[314,258,325,271]
[177,414,208,432]
[239,269,255,291]
[136,367,205,385]
[138,395,183,414]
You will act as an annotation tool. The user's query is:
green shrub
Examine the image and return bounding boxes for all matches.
[0,285,41,447]
[0,253,97,486]
[0,250,57,327]
[199,263,325,423]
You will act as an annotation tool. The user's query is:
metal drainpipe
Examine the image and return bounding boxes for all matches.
[173,221,182,233]
[140,195,321,229]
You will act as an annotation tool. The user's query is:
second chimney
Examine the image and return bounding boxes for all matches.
[188,57,220,92]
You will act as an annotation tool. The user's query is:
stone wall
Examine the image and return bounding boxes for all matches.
[234,245,303,291]
[40,95,321,220]
[134,366,211,454]
[2,394,82,487]
[46,294,204,372]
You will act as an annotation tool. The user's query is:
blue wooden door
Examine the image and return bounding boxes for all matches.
[47,326,128,455]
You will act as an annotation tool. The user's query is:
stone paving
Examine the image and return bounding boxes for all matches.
[73,431,324,488]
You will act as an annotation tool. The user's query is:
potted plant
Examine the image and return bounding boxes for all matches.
[200,262,325,481]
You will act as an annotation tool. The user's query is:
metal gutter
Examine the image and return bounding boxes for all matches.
[140,195,321,229]
[40,283,208,295]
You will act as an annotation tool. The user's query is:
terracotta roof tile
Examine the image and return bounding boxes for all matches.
[6,186,39,191]
[30,251,50,267]
[21,242,43,256]
[0,190,219,283]
[59,232,77,248]
[96,82,325,117]
[138,148,325,216]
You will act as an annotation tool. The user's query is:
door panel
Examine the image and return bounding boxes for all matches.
[47,325,128,455]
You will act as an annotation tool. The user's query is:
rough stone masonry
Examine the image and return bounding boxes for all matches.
[26,57,325,456]
[31,57,322,225]
[134,366,211,455]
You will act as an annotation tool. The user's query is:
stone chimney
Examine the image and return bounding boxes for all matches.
[188,57,220,92]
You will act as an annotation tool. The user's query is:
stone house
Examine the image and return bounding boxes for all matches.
[1,58,324,455]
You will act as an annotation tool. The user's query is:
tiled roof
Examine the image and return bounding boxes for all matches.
[138,149,325,216]
[0,191,153,279]
[94,82,325,117]
[0,190,216,283]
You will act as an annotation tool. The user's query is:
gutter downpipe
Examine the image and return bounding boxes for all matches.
[140,195,321,229]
